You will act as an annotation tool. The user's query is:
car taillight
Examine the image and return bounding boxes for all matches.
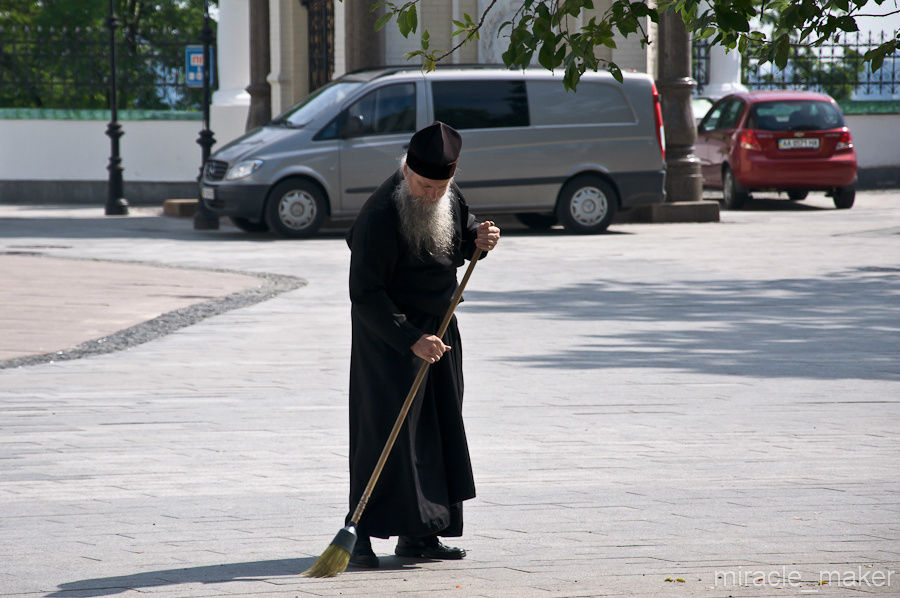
[652,83,665,162]
[738,130,761,151]
[835,129,854,151]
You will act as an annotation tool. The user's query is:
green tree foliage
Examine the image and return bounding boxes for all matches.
[0,0,217,109]
[365,0,899,90]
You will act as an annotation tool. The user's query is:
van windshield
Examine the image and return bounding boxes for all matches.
[270,81,362,127]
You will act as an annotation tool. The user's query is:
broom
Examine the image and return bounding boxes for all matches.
[303,244,486,578]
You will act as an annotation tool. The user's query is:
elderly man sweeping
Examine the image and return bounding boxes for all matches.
[341,121,500,569]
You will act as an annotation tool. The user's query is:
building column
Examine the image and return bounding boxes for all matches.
[211,0,251,145]
[246,0,271,131]
[268,0,308,115]
[344,2,384,71]
[705,44,747,99]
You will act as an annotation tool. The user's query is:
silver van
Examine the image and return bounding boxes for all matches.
[200,66,666,237]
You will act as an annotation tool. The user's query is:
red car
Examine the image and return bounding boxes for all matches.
[696,90,858,209]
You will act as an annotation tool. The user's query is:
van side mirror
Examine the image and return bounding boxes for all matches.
[340,114,365,139]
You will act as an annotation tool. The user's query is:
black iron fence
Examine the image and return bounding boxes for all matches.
[0,24,216,111]
[692,37,710,89]
[693,31,899,101]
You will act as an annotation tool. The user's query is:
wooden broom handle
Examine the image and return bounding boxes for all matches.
[350,246,485,525]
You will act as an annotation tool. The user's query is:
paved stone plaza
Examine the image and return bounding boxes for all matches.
[1,191,898,597]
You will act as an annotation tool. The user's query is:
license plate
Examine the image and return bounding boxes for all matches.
[201,186,216,200]
[778,138,820,150]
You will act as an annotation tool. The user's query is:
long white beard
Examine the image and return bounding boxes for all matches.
[393,179,455,259]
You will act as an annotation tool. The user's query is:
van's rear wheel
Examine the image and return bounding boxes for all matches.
[556,175,617,234]
[265,179,327,238]
[515,212,557,229]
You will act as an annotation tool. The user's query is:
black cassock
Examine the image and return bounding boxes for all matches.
[345,169,481,539]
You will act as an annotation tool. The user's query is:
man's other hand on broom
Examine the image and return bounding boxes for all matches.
[475,220,500,251]
[412,334,451,363]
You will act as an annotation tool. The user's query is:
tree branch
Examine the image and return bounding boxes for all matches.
[433,0,500,63]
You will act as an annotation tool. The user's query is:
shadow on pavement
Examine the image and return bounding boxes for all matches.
[464,269,900,381]
[738,196,828,211]
[0,213,631,242]
[0,215,359,242]
[47,556,426,596]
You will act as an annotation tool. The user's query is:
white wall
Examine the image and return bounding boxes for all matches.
[0,119,206,181]
[0,112,896,185]
[845,114,900,168]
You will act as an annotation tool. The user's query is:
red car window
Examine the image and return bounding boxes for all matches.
[718,99,745,130]
[747,100,844,131]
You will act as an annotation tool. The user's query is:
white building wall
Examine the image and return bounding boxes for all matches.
[845,114,900,168]
[1,112,894,187]
[0,119,204,182]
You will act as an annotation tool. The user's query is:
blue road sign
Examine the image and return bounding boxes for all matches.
[185,45,216,88]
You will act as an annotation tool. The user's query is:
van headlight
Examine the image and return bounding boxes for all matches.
[225,160,263,180]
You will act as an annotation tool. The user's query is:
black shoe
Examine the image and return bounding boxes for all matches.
[348,535,379,568]
[395,535,466,559]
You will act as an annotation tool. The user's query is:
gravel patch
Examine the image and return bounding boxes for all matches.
[0,258,306,370]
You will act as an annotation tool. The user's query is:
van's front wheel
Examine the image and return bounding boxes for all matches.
[265,179,327,238]
[556,175,617,234]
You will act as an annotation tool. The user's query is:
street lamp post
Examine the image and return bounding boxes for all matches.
[105,0,128,216]
[194,0,220,230]
[657,8,703,203]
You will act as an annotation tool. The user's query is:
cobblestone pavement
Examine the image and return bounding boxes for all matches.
[1,191,898,597]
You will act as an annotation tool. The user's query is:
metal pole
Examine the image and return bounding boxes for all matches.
[105,0,128,215]
[194,0,220,230]
[657,9,703,203]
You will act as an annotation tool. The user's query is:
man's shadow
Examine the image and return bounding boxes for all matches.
[48,556,427,596]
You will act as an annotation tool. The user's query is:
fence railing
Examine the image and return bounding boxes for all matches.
[0,24,216,111]
[693,31,899,101]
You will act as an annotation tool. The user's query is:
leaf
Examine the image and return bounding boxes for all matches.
[631,2,651,17]
[836,15,858,32]
[774,35,790,68]
[608,62,623,82]
[397,8,409,37]
[538,41,557,70]
[407,4,418,34]
[717,9,750,33]
[374,12,393,31]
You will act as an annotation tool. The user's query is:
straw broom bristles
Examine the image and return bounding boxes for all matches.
[303,525,357,578]
[303,543,351,578]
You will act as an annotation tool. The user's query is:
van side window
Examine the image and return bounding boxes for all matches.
[527,81,635,125]
[432,80,529,129]
[316,83,416,140]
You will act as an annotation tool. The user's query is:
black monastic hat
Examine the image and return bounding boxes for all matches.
[406,121,462,180]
